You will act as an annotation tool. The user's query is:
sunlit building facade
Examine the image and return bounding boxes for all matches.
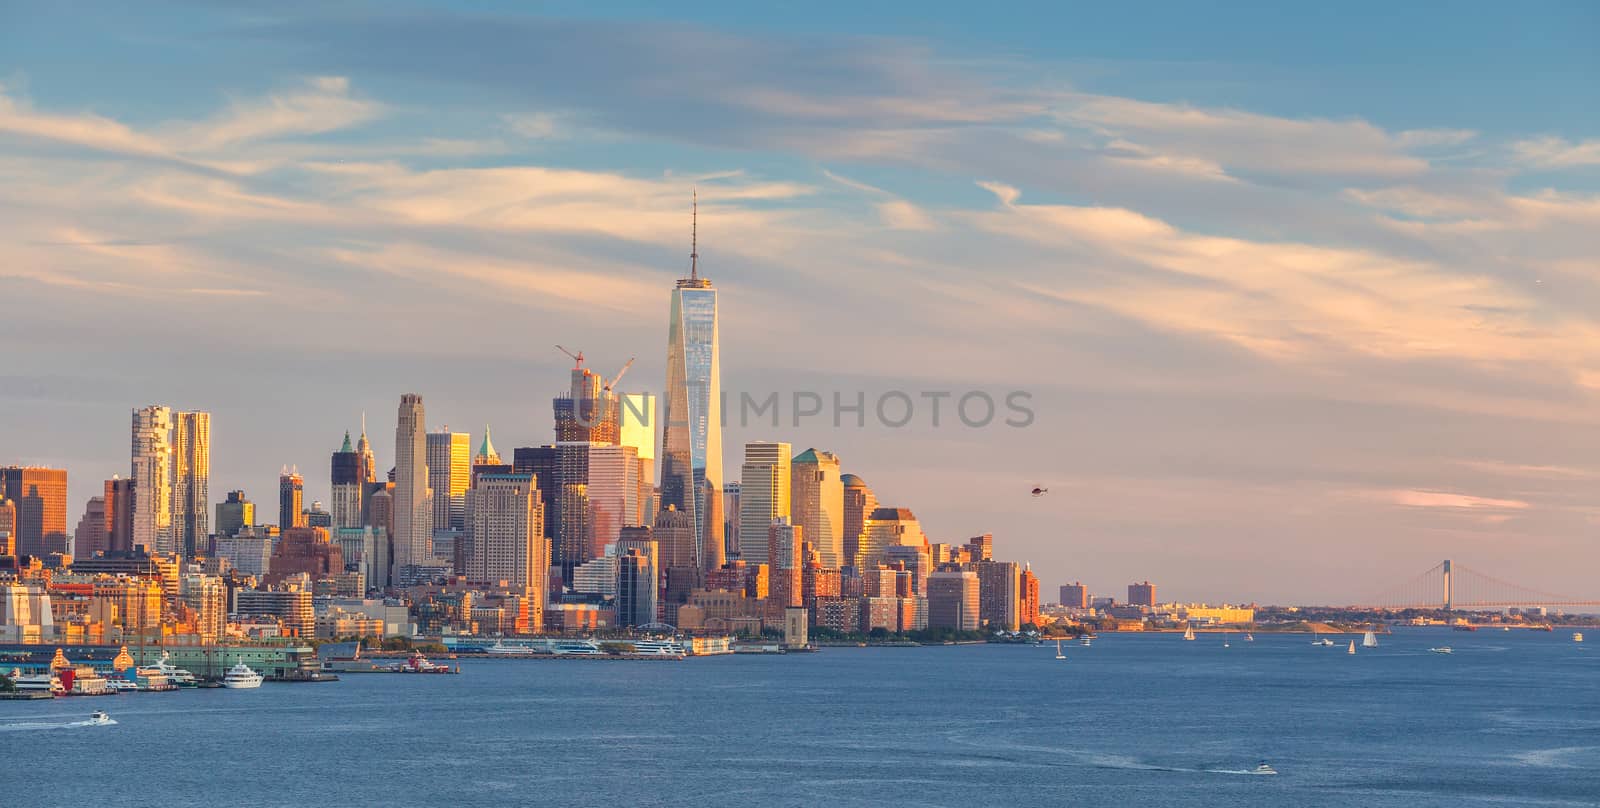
[660,229,724,574]
[738,441,790,565]
[791,449,843,570]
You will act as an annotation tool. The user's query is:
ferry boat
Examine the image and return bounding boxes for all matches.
[485,640,530,655]
[105,677,139,693]
[8,671,64,695]
[222,660,264,689]
[630,639,688,658]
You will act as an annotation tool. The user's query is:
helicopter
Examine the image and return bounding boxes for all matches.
[1030,486,1049,498]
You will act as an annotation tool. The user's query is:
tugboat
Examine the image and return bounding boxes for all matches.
[222,659,264,689]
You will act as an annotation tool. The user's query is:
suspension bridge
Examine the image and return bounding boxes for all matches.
[1354,559,1600,610]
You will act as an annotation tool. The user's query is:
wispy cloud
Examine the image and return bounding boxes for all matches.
[1512,136,1600,169]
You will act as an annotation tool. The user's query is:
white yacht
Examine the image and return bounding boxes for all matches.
[153,652,199,687]
[222,659,264,689]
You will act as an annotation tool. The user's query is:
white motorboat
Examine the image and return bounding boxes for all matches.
[87,710,114,726]
[1428,646,1453,654]
[1253,762,1278,776]
[222,659,264,689]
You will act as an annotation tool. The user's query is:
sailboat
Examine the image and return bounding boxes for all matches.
[1183,625,1196,641]
[1245,632,1254,642]
[1055,639,1066,660]
[1223,632,1231,648]
[1362,630,1379,648]
[1347,640,1356,655]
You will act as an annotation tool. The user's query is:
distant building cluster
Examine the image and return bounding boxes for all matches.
[1,209,1042,649]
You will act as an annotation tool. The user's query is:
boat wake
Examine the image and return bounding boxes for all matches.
[1512,746,1600,769]
[946,734,1279,777]
[0,718,118,732]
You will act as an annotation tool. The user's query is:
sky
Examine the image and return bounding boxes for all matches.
[2,2,1598,605]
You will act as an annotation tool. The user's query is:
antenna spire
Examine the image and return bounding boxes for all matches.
[690,187,698,281]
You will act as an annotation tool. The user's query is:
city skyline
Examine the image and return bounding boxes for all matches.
[4,4,1600,603]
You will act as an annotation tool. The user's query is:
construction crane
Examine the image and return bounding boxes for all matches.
[603,357,635,393]
[555,345,585,369]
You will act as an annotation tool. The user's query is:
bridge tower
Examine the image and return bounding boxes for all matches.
[1442,559,1453,611]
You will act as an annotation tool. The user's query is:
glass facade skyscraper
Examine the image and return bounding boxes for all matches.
[660,202,724,574]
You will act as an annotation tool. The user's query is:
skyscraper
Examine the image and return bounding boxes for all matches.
[130,405,173,554]
[106,477,135,553]
[474,425,502,466]
[393,393,432,574]
[278,467,305,530]
[841,474,876,570]
[465,472,546,592]
[355,416,377,485]
[791,448,843,570]
[619,393,658,522]
[722,481,741,559]
[767,516,803,620]
[331,432,364,529]
[616,532,659,628]
[427,429,471,533]
[0,497,15,557]
[927,570,980,631]
[74,496,108,558]
[659,194,724,574]
[737,441,791,565]
[552,353,622,581]
[172,411,210,558]
[973,559,1021,632]
[587,444,642,558]
[860,507,924,570]
[214,490,252,539]
[1128,580,1157,608]
[0,467,68,558]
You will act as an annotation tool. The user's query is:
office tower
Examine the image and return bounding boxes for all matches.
[1020,564,1040,627]
[512,446,558,539]
[0,466,69,558]
[841,474,876,570]
[179,573,226,644]
[355,417,377,484]
[304,502,332,528]
[331,431,364,529]
[791,449,843,569]
[616,534,659,628]
[130,405,173,553]
[587,444,642,558]
[965,533,994,562]
[1128,580,1157,608]
[552,354,622,582]
[268,526,343,584]
[722,481,741,559]
[1059,582,1089,609]
[278,468,305,529]
[474,425,502,466]
[216,530,272,578]
[74,496,108,558]
[860,507,925,570]
[427,429,471,533]
[619,394,658,519]
[653,504,697,572]
[927,570,980,631]
[0,497,14,557]
[106,478,136,553]
[885,544,932,595]
[465,472,546,592]
[767,517,803,621]
[659,196,724,574]
[738,442,791,565]
[172,411,210,558]
[393,393,432,573]
[214,490,252,539]
[973,559,1021,632]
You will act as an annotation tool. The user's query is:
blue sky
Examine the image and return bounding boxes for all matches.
[2,2,1598,603]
